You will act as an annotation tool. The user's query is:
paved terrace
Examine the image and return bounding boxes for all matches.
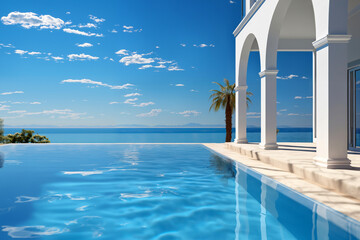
[204,142,360,222]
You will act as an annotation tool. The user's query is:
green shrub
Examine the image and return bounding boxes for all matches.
[3,129,50,144]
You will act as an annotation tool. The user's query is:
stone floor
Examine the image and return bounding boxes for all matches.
[203,142,360,222]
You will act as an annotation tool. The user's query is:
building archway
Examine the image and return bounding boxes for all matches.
[235,33,263,143]
[264,0,351,167]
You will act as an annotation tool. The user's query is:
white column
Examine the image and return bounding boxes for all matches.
[313,35,352,169]
[235,85,248,143]
[259,70,278,150]
[312,50,317,143]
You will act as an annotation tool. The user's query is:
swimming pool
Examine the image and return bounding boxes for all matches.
[0,144,358,239]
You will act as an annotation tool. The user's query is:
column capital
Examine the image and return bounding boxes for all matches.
[259,69,278,78]
[312,35,352,50]
[235,85,248,91]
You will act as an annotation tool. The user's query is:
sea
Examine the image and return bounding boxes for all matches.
[3,128,312,143]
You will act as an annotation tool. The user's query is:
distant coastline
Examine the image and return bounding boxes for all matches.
[4,127,312,130]
[3,125,312,129]
[2,127,313,143]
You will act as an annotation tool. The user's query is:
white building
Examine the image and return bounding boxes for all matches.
[234,0,360,169]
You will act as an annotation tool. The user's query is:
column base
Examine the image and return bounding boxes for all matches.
[259,143,278,150]
[313,156,351,169]
[234,138,248,144]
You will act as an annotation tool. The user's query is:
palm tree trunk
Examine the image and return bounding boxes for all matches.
[225,101,232,142]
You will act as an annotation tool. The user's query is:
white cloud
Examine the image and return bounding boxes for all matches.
[124,98,138,104]
[134,102,154,107]
[78,23,97,28]
[294,96,312,100]
[193,44,215,48]
[139,64,153,70]
[177,110,200,117]
[116,49,182,71]
[0,43,14,48]
[52,56,63,61]
[154,64,166,69]
[103,57,114,62]
[230,0,235,3]
[180,43,186,47]
[288,113,300,116]
[63,28,103,37]
[14,49,27,55]
[1,91,24,95]
[246,112,261,118]
[14,49,53,59]
[66,12,71,15]
[175,84,184,87]
[109,102,119,104]
[61,79,133,90]
[28,51,41,55]
[137,109,161,117]
[279,109,287,112]
[67,53,99,61]
[138,64,167,70]
[23,109,86,119]
[119,53,154,66]
[1,11,64,29]
[155,46,159,49]
[124,93,142,97]
[276,74,308,80]
[6,101,40,105]
[168,66,184,71]
[190,89,199,92]
[10,102,26,104]
[111,29,118,33]
[0,105,10,111]
[111,84,134,89]
[8,110,26,114]
[115,49,129,55]
[89,15,105,23]
[123,25,142,33]
[76,43,93,47]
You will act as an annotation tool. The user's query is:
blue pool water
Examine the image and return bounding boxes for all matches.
[4,128,313,143]
[0,144,358,239]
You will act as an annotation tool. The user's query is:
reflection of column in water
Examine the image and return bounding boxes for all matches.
[314,204,330,240]
[260,176,268,240]
[234,162,249,240]
[0,152,4,168]
[260,176,279,240]
[311,204,316,240]
[235,162,240,240]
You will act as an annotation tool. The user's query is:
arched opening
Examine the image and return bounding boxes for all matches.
[270,0,317,142]
[245,40,262,142]
[235,33,262,143]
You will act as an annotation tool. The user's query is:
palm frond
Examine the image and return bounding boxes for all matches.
[209,80,253,112]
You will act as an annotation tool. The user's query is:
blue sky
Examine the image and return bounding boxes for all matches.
[0,0,313,127]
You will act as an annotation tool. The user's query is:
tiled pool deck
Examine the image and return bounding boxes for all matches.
[204,142,360,222]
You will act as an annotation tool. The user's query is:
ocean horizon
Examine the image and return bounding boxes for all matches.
[3,127,313,143]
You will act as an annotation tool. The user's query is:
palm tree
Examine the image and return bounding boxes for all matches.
[209,79,253,142]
